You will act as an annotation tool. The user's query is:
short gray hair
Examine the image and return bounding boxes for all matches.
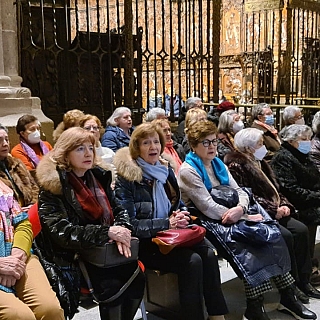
[218,110,238,133]
[185,97,202,111]
[281,124,312,142]
[312,111,320,134]
[106,107,131,126]
[283,105,301,125]
[0,124,8,133]
[251,103,270,120]
[145,107,165,122]
[234,128,264,152]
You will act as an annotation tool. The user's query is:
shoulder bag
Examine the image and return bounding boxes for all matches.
[152,225,206,254]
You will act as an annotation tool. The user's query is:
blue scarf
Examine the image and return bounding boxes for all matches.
[136,157,171,218]
[185,152,229,191]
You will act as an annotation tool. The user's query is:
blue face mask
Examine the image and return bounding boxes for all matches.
[297,141,311,154]
[265,115,274,126]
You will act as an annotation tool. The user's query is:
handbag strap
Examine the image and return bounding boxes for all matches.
[77,256,140,304]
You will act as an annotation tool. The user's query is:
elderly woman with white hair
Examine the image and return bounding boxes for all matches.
[279,106,305,140]
[145,107,166,122]
[271,125,320,262]
[101,107,134,152]
[309,111,320,171]
[217,109,244,160]
[224,128,320,303]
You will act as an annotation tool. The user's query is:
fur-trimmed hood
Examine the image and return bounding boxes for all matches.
[113,147,172,183]
[36,152,115,195]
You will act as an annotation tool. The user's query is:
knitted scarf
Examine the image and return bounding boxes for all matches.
[0,180,28,293]
[67,171,114,225]
[19,138,49,168]
[185,152,229,191]
[164,140,182,173]
[136,157,171,218]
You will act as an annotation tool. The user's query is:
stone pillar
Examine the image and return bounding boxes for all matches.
[0,0,54,147]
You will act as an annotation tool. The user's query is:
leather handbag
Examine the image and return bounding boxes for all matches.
[79,237,139,268]
[230,219,281,245]
[210,185,239,208]
[152,225,206,254]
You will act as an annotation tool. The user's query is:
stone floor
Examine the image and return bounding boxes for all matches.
[73,228,320,320]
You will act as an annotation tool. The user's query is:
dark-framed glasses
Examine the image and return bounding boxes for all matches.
[201,139,218,147]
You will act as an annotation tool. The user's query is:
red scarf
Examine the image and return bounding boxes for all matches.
[67,171,114,225]
[164,140,182,174]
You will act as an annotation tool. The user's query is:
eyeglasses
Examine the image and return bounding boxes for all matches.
[201,139,218,147]
[83,126,101,132]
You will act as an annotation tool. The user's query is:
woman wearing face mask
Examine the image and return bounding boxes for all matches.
[216,110,245,161]
[271,125,320,264]
[251,103,281,161]
[224,128,320,304]
[279,106,305,140]
[11,115,52,174]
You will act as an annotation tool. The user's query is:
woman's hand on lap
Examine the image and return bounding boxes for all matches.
[108,226,131,247]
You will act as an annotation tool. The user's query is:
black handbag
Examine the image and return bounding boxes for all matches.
[210,185,239,208]
[230,219,281,245]
[79,237,139,268]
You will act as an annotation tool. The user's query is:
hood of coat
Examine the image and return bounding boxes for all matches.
[36,152,115,195]
[114,147,171,183]
[36,153,62,195]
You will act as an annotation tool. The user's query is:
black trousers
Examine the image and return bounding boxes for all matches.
[139,238,228,319]
[84,261,145,307]
[279,216,312,285]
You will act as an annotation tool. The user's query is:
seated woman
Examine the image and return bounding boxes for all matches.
[0,178,64,320]
[177,120,316,320]
[11,115,52,175]
[217,109,244,161]
[224,128,320,303]
[182,107,208,154]
[271,125,320,260]
[79,114,115,164]
[0,125,38,208]
[52,109,85,142]
[152,118,185,174]
[114,122,228,320]
[35,127,145,320]
[250,103,281,161]
[309,111,320,172]
[101,107,134,152]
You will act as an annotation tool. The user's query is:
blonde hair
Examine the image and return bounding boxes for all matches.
[129,123,166,160]
[152,118,170,129]
[79,114,102,128]
[51,127,97,171]
[184,108,207,134]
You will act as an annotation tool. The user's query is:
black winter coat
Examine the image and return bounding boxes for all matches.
[271,142,320,225]
[113,147,187,240]
[35,154,132,318]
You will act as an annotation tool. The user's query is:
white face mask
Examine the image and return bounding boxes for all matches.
[27,130,41,144]
[295,118,305,125]
[254,145,268,160]
[232,120,244,133]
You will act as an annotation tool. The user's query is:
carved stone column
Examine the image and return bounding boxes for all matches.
[0,0,53,147]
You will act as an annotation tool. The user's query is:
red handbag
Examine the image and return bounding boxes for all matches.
[152,225,206,254]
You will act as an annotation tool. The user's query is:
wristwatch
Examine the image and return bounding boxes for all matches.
[239,205,247,215]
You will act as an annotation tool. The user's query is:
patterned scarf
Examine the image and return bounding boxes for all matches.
[164,139,182,173]
[0,180,28,293]
[185,152,229,191]
[254,120,280,142]
[19,138,50,169]
[135,157,171,219]
[67,171,114,225]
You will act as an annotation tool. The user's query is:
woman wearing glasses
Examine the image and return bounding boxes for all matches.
[177,120,316,320]
[80,114,115,164]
